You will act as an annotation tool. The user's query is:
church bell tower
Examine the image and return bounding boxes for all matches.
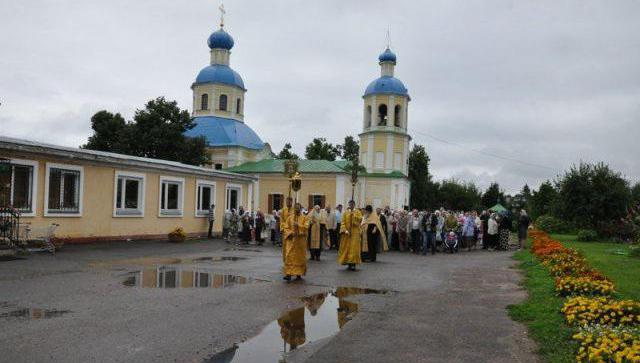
[359,47,411,176]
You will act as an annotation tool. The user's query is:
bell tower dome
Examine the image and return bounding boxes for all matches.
[359,47,411,176]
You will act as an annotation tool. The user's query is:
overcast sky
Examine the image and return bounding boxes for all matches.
[1,0,639,193]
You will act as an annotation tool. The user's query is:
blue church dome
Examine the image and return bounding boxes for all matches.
[208,28,234,50]
[185,116,264,150]
[378,48,397,63]
[364,76,409,97]
[194,64,245,89]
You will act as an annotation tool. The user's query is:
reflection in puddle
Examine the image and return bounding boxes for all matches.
[0,307,71,320]
[223,247,263,253]
[122,266,265,289]
[90,256,247,268]
[206,287,387,363]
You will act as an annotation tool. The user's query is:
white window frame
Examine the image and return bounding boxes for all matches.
[113,171,146,218]
[4,158,38,217]
[225,183,243,212]
[158,176,185,217]
[195,180,216,217]
[44,162,84,217]
[157,266,180,288]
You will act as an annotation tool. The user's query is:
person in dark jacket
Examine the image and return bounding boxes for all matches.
[518,210,531,250]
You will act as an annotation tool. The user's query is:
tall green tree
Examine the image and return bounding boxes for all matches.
[554,162,632,230]
[435,179,482,211]
[631,182,640,206]
[276,143,299,160]
[481,182,505,209]
[304,138,339,161]
[83,97,208,166]
[338,136,359,162]
[408,144,432,209]
[529,180,557,220]
[84,111,127,152]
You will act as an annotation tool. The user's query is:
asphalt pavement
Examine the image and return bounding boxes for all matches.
[0,239,538,363]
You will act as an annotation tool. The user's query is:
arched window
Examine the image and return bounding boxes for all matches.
[394,105,401,127]
[378,104,388,126]
[236,98,242,114]
[365,106,372,127]
[200,94,209,110]
[219,94,228,111]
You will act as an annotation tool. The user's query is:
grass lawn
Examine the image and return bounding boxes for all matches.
[509,234,640,362]
[508,247,577,363]
[553,234,640,301]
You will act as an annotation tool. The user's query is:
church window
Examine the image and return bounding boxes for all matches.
[375,152,384,169]
[200,94,209,110]
[219,94,228,111]
[394,105,401,127]
[378,104,387,126]
[365,106,372,127]
[236,98,242,114]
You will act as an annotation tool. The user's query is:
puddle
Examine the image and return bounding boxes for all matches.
[224,247,263,253]
[205,287,387,363]
[0,256,26,262]
[194,256,248,262]
[122,266,266,289]
[0,307,71,320]
[90,256,247,268]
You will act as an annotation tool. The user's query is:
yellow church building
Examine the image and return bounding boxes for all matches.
[0,14,413,244]
[186,20,412,212]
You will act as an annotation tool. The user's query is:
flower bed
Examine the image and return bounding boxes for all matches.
[556,276,616,297]
[529,230,640,362]
[573,326,640,363]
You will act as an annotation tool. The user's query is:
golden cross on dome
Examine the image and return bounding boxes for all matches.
[219,2,226,27]
[386,27,392,49]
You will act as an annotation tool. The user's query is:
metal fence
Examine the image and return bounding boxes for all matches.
[0,207,20,249]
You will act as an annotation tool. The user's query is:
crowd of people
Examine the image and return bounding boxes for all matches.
[219,197,532,281]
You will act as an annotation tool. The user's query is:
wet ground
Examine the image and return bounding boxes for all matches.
[0,239,538,363]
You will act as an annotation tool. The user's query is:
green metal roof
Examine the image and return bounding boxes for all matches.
[226,159,407,179]
[226,159,348,174]
[361,171,406,178]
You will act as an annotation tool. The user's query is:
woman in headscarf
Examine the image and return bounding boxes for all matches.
[498,213,512,250]
[361,205,388,262]
[307,205,323,261]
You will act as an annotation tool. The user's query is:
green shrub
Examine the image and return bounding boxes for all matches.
[576,229,598,242]
[535,215,573,234]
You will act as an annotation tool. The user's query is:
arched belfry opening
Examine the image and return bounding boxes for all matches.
[378,104,388,126]
[394,105,401,127]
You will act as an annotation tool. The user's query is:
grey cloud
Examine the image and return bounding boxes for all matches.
[1,0,639,194]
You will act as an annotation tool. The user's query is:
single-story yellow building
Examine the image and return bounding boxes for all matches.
[0,136,255,243]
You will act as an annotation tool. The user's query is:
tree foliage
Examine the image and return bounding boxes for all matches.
[530,181,558,220]
[276,143,299,160]
[304,138,339,161]
[408,144,432,209]
[338,135,359,162]
[481,182,505,209]
[554,162,631,230]
[632,182,640,206]
[433,179,482,211]
[83,97,208,166]
[84,111,126,152]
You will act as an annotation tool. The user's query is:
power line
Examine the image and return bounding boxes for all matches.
[409,128,557,171]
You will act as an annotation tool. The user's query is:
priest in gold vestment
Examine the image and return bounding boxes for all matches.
[282,203,308,281]
[279,197,293,263]
[338,200,363,271]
